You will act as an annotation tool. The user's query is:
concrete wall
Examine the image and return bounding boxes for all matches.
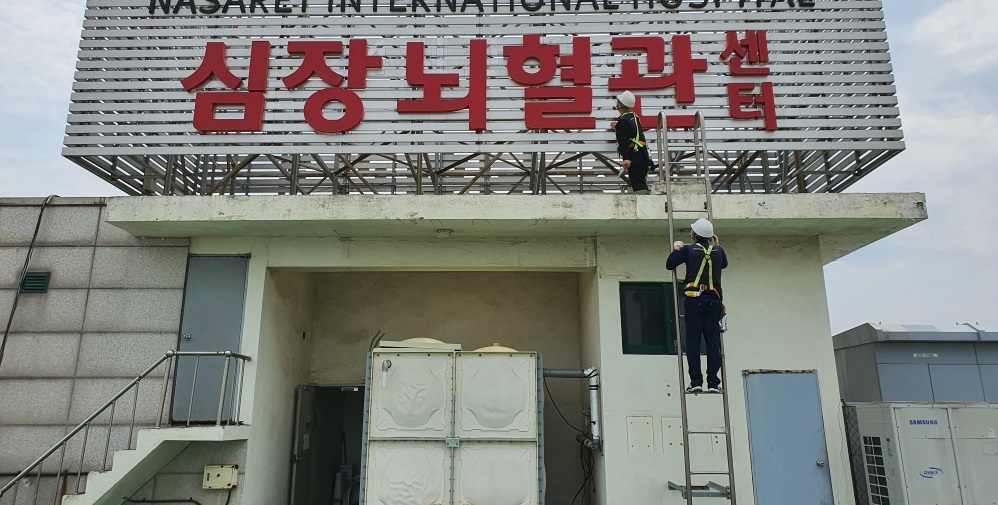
[0,199,189,505]
[308,271,586,502]
[132,441,247,505]
[242,270,312,505]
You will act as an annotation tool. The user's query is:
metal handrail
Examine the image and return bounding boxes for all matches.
[0,350,251,503]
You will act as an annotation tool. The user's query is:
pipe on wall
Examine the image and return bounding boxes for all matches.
[543,367,601,452]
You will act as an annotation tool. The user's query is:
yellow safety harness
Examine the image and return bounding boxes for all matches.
[684,243,719,298]
[621,112,646,150]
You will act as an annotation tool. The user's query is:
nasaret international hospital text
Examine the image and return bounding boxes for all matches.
[148,0,818,16]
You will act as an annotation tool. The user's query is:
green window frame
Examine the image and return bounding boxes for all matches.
[619,282,678,355]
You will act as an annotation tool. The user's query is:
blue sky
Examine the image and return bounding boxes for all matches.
[1,0,995,334]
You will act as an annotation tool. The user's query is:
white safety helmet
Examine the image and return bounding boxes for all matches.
[691,217,714,238]
[616,90,636,108]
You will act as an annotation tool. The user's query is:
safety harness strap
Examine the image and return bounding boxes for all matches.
[690,243,714,293]
[622,112,646,150]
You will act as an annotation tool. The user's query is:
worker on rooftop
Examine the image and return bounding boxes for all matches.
[667,217,728,393]
[611,91,655,195]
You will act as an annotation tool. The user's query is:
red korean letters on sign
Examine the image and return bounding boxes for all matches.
[504,35,595,130]
[608,35,708,129]
[181,32,781,134]
[182,39,383,133]
[182,40,271,132]
[721,30,778,131]
[283,39,384,133]
[396,39,488,131]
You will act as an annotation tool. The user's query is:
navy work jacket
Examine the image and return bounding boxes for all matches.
[666,238,728,299]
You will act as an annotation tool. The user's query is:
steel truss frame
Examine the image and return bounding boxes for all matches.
[67,146,899,196]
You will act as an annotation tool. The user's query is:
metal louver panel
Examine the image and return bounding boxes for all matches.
[19,272,51,294]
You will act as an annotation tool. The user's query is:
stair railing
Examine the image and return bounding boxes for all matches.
[0,350,251,504]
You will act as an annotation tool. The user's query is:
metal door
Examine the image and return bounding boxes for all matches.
[172,255,248,423]
[290,385,316,505]
[745,371,834,505]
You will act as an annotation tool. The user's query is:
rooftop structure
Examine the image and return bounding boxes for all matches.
[64,1,902,196]
[834,323,998,403]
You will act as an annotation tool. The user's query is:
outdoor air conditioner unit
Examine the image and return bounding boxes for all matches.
[843,403,998,505]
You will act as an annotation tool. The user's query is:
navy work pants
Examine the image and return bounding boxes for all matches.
[628,158,650,192]
[683,296,723,388]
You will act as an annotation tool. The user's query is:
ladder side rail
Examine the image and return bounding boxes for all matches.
[695,110,734,503]
[718,334,737,504]
[663,113,696,505]
[656,111,668,181]
[667,111,738,504]
[694,111,713,218]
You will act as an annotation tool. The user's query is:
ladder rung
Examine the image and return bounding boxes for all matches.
[688,429,727,435]
[690,470,730,476]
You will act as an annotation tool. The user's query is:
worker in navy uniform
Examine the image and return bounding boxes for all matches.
[666,217,728,393]
[611,90,654,194]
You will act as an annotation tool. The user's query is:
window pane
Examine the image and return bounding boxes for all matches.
[620,283,676,355]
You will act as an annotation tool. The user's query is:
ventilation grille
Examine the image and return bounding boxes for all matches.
[843,405,870,505]
[20,272,51,293]
[863,436,890,505]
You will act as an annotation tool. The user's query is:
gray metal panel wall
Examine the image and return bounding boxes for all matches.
[980,365,998,403]
[976,343,998,364]
[835,344,882,402]
[928,365,986,402]
[877,364,934,402]
[874,342,978,364]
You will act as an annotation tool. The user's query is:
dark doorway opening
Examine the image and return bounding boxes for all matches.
[290,385,365,505]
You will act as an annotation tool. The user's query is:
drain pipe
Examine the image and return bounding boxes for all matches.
[543,367,601,452]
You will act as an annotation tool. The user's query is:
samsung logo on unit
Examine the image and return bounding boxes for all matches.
[920,467,943,479]
[909,419,939,425]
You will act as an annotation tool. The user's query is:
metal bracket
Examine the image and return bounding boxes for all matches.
[667,481,731,499]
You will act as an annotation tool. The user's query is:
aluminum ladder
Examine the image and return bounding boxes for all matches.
[656,111,737,504]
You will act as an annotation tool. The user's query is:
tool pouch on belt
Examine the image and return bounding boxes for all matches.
[684,282,703,298]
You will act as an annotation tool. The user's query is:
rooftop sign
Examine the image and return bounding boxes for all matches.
[147,0,817,15]
[65,0,902,195]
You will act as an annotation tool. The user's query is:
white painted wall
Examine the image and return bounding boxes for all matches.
[596,235,853,505]
[577,269,606,505]
[191,233,853,505]
[241,270,313,505]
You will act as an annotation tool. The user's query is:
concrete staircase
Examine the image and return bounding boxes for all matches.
[63,425,250,505]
